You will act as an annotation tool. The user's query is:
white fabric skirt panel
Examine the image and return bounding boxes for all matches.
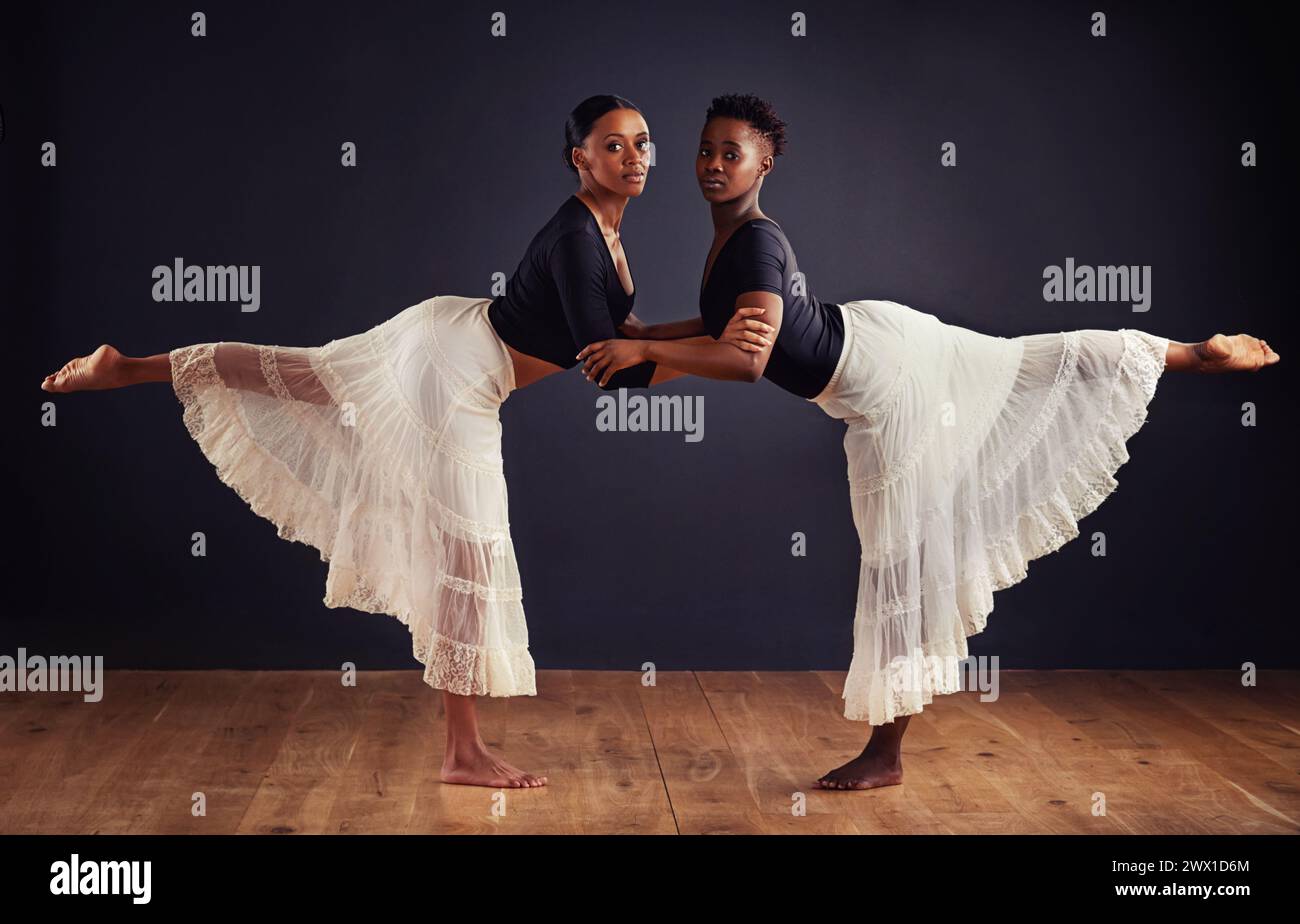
[168,295,537,698]
[810,299,1168,725]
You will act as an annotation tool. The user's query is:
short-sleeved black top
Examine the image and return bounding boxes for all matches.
[699,218,845,399]
[487,195,657,390]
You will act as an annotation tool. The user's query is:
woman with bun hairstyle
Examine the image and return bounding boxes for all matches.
[579,93,1280,791]
[40,94,753,790]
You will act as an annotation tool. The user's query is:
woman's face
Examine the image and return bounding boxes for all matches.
[573,108,651,196]
[697,116,771,204]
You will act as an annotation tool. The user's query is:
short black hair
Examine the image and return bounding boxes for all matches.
[704,93,787,158]
[564,94,641,175]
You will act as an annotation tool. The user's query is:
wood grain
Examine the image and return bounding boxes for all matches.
[1,669,1295,835]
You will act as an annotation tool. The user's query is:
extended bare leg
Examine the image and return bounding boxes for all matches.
[42,342,338,405]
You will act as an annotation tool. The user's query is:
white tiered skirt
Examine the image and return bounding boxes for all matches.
[810,300,1168,725]
[168,295,536,697]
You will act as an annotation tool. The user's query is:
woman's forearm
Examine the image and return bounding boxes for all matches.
[645,335,712,385]
[648,365,688,385]
[643,338,761,383]
[640,317,707,340]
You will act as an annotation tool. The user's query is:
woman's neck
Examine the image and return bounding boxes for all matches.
[574,184,629,236]
[710,193,766,239]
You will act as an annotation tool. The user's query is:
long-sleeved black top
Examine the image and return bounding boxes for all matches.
[699,218,844,399]
[487,195,657,390]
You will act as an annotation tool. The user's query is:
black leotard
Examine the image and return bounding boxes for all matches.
[487,195,657,390]
[699,219,845,400]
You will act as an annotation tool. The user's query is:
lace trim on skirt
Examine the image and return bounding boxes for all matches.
[168,297,535,697]
[828,307,1168,725]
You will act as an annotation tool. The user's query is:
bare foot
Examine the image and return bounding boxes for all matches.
[816,751,903,791]
[441,747,548,788]
[1194,333,1280,373]
[41,344,130,392]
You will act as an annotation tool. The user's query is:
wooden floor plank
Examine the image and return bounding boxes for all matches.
[1121,670,1300,773]
[325,672,438,834]
[638,671,767,834]
[3,669,1296,834]
[167,671,316,834]
[0,687,89,825]
[569,671,676,835]
[950,684,1204,834]
[4,672,183,834]
[698,670,951,834]
[1024,671,1298,833]
[886,680,1103,834]
[80,671,248,834]
[235,671,369,834]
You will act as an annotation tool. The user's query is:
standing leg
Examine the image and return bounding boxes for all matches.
[817,715,910,791]
[440,692,547,788]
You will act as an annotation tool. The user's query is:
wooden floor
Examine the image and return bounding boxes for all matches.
[1,669,1297,834]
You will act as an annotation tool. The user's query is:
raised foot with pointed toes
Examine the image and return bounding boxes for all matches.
[1195,333,1280,372]
[41,344,130,392]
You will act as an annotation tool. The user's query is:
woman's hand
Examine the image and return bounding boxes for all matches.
[576,338,649,387]
[721,306,776,353]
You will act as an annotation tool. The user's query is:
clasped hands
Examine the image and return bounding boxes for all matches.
[576,307,774,387]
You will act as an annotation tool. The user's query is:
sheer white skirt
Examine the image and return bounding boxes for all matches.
[169,295,536,697]
[810,300,1168,725]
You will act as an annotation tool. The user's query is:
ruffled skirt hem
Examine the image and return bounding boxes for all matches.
[169,296,536,698]
[820,301,1168,724]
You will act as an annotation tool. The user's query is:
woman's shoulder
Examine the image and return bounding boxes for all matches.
[523,196,582,250]
[546,195,601,237]
[524,195,590,243]
[746,216,789,243]
[541,204,607,276]
[730,217,791,264]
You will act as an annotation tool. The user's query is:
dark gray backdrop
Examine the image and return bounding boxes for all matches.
[5,0,1296,674]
